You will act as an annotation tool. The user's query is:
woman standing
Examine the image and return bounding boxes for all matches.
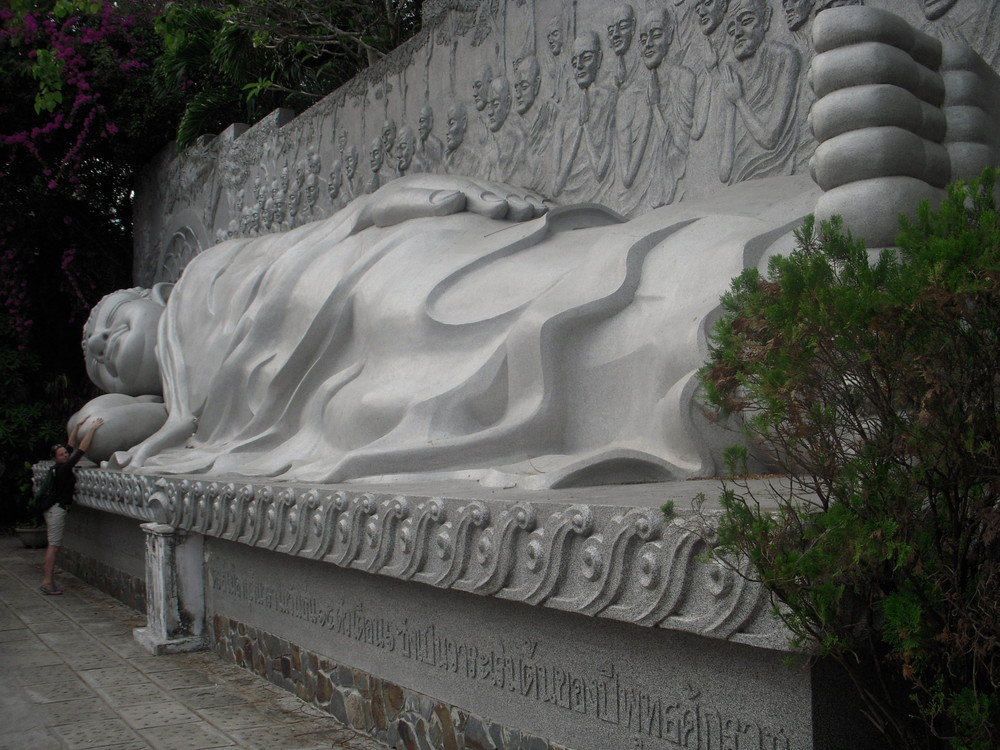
[41,416,103,595]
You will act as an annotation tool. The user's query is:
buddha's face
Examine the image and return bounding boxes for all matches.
[608,5,636,57]
[727,1,769,61]
[571,34,602,89]
[640,11,671,70]
[782,0,813,31]
[923,0,957,20]
[345,148,358,179]
[370,139,383,171]
[83,288,166,396]
[696,0,728,35]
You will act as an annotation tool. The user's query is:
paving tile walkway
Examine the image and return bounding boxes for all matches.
[0,534,390,750]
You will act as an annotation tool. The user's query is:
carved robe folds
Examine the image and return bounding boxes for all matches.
[121,175,822,489]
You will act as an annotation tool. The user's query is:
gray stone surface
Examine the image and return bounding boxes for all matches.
[69,469,797,649]
[206,535,810,750]
[75,8,1000,491]
[0,534,389,750]
[131,1,1000,285]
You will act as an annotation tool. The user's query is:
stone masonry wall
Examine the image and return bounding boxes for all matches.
[209,614,567,750]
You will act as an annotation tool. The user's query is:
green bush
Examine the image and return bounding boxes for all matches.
[698,170,1000,749]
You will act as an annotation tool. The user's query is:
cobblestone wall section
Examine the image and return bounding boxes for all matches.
[209,614,572,750]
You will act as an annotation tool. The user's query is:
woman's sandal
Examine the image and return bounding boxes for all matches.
[39,585,63,595]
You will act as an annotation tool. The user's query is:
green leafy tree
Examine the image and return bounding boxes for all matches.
[1,1,421,527]
[699,170,1000,749]
[153,0,422,146]
[1,0,178,528]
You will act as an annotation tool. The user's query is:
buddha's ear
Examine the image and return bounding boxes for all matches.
[151,282,174,307]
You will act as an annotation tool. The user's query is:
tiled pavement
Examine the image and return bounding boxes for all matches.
[0,534,390,750]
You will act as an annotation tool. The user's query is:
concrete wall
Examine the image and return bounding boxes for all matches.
[61,505,147,612]
[59,467,889,749]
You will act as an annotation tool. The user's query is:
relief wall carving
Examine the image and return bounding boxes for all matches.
[133,0,1000,285]
[44,462,791,652]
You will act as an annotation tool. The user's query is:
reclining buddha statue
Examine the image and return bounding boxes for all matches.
[74,8,1000,489]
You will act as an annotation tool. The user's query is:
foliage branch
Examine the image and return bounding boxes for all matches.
[699,170,1000,749]
[152,0,422,147]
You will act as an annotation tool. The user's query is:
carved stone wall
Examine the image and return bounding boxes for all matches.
[133,0,1000,286]
[54,465,788,649]
[49,465,886,748]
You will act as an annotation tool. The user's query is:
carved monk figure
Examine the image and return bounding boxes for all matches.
[690,0,729,143]
[512,55,558,194]
[337,129,348,160]
[443,101,482,177]
[302,174,319,220]
[483,77,518,184]
[273,190,288,232]
[286,184,302,228]
[484,76,511,134]
[367,136,392,193]
[327,159,344,210]
[918,0,1000,67]
[545,15,570,104]
[380,119,397,159]
[394,125,418,176]
[782,0,814,31]
[718,0,800,185]
[79,9,1000,488]
[343,145,362,201]
[608,4,645,209]
[552,31,615,202]
[472,65,492,114]
[608,5,639,90]
[619,7,696,212]
[416,105,444,172]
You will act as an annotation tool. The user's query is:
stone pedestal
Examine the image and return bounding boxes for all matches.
[134,522,207,654]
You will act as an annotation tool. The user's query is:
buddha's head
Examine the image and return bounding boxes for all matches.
[83,284,171,396]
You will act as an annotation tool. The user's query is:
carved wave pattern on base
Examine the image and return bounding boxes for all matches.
[62,466,793,650]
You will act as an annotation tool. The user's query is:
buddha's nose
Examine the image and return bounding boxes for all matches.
[87,330,109,360]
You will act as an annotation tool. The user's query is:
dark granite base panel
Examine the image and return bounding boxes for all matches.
[209,614,569,750]
[59,547,146,612]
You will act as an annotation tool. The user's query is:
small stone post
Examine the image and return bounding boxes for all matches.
[133,522,206,654]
